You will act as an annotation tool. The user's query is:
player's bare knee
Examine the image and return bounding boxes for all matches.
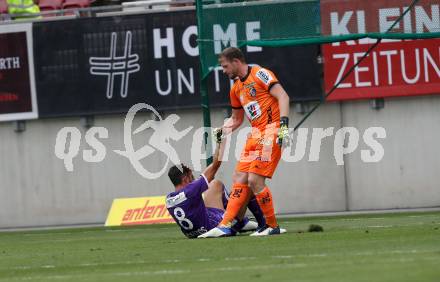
[247,178,257,191]
[209,179,224,192]
[247,174,265,193]
[232,171,248,184]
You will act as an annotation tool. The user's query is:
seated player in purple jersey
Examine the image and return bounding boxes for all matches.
[166,131,266,238]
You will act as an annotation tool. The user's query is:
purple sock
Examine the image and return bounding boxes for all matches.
[232,217,247,232]
[247,196,266,228]
[221,185,229,209]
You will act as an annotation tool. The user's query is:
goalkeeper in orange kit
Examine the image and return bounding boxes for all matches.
[199,47,290,238]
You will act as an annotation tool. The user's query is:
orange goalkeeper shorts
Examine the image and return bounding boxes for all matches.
[235,126,281,178]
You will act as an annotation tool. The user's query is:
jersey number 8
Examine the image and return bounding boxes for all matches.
[173,207,194,230]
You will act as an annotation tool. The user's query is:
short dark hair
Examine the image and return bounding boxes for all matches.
[168,164,192,186]
[219,47,246,63]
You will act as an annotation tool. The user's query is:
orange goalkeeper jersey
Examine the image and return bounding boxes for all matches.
[229,66,280,130]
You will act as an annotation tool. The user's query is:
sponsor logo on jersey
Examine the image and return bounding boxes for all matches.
[244,101,262,120]
[243,82,256,89]
[256,69,272,85]
[166,191,187,208]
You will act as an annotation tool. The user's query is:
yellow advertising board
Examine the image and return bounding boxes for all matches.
[105,196,174,226]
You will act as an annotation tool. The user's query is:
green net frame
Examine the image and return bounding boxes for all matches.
[195,0,439,164]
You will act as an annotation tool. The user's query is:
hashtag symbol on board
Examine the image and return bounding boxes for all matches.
[89,31,140,99]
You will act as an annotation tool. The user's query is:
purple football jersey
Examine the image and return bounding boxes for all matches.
[166,175,212,238]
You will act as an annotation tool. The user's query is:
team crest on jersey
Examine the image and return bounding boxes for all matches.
[256,69,272,85]
[244,82,257,97]
[249,88,256,97]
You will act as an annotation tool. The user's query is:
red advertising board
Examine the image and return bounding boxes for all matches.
[321,0,440,101]
[0,24,38,121]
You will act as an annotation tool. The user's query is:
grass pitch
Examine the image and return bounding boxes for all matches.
[0,211,439,282]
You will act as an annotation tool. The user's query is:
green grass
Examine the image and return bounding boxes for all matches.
[0,211,439,282]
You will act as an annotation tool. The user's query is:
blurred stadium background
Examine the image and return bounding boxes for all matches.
[0,0,439,280]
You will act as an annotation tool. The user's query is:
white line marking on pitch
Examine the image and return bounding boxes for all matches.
[216,263,307,272]
[272,255,293,259]
[164,259,181,263]
[3,263,308,280]
[11,266,31,270]
[225,256,256,261]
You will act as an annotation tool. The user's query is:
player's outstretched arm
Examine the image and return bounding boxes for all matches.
[223,108,244,134]
[202,136,225,183]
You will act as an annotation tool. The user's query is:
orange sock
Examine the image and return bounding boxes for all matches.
[255,187,278,228]
[220,183,250,227]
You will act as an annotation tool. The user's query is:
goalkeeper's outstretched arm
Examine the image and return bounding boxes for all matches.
[223,108,244,134]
